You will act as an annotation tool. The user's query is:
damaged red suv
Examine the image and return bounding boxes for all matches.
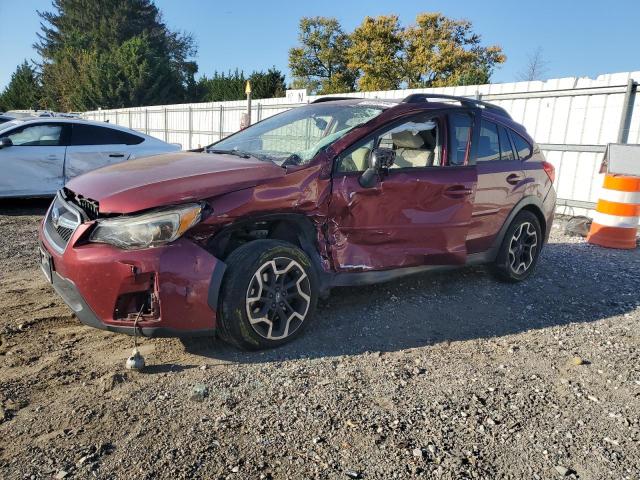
[39,94,556,350]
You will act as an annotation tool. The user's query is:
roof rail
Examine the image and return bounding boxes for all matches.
[401,93,511,119]
[311,96,363,104]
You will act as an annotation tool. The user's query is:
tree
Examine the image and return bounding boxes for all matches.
[0,61,43,111]
[35,0,198,110]
[517,47,549,82]
[196,68,286,102]
[288,17,357,94]
[249,68,286,99]
[346,15,404,91]
[295,12,506,93]
[403,13,505,88]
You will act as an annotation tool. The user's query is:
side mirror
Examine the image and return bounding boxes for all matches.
[359,147,395,188]
[0,137,12,149]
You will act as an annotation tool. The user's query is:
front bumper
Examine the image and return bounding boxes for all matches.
[40,219,226,337]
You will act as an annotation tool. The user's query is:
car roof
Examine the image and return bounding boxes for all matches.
[313,96,529,139]
[0,116,151,137]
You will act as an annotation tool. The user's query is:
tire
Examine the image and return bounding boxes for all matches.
[217,239,318,350]
[492,210,542,283]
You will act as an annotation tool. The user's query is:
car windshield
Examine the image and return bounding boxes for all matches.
[208,101,390,166]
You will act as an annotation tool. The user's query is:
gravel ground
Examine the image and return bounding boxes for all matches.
[0,199,638,480]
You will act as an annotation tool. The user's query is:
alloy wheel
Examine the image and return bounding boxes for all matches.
[245,257,311,340]
[508,222,538,275]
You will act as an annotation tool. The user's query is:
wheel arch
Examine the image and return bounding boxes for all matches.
[206,213,330,312]
[488,196,547,259]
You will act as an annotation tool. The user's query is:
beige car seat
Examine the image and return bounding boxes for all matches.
[350,146,371,171]
[391,130,435,168]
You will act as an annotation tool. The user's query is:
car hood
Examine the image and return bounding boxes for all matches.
[66,151,286,214]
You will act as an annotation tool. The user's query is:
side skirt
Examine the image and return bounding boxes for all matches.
[323,249,496,290]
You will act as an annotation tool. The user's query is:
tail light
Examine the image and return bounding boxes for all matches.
[542,161,555,183]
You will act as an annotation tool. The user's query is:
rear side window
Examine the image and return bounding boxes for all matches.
[71,124,144,146]
[498,126,516,161]
[510,131,532,160]
[448,113,472,166]
[477,120,500,162]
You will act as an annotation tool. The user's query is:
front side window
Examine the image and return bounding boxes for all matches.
[337,114,442,173]
[209,101,389,166]
[3,124,62,146]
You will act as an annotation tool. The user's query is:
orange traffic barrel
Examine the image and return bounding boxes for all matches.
[587,174,640,249]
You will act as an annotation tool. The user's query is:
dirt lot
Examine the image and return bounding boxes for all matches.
[0,200,638,480]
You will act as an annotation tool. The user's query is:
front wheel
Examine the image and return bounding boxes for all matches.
[218,240,318,350]
[492,211,542,282]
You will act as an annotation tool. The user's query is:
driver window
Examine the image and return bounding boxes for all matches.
[380,118,440,169]
[337,115,441,173]
[5,124,62,146]
[337,139,375,172]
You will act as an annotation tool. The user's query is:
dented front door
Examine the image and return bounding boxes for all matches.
[326,111,477,272]
[328,168,477,271]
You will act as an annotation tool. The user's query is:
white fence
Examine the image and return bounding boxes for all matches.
[83,71,640,215]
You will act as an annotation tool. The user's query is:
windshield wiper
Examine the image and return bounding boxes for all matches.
[207,148,251,159]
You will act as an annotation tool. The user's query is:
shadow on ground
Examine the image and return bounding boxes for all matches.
[0,198,51,216]
[182,238,639,364]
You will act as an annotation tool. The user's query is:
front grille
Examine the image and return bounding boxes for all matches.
[44,192,82,253]
[63,188,100,220]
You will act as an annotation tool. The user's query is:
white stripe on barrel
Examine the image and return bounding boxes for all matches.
[592,211,640,228]
[598,188,640,205]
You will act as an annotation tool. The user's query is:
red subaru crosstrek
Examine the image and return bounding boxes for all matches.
[39,95,556,350]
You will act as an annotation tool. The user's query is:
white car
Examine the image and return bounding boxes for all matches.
[0,118,181,198]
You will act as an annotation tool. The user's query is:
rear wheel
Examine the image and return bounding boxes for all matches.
[492,211,542,282]
[218,240,318,350]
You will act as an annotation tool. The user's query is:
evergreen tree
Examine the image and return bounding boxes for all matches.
[35,0,197,110]
[0,61,43,111]
[196,68,286,102]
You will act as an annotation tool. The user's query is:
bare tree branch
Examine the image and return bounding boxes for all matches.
[517,47,549,82]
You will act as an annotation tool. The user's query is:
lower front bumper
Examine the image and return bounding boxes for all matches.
[51,270,216,337]
[40,217,226,337]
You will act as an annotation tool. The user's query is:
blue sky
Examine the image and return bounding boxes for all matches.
[1,0,639,90]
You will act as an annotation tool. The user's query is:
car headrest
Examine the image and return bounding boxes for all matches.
[392,130,425,149]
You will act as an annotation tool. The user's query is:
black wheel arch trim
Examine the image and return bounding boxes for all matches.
[487,195,547,260]
[206,213,332,291]
[206,260,227,311]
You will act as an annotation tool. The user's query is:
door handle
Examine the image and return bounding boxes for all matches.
[108,153,125,158]
[444,185,473,198]
[506,173,524,185]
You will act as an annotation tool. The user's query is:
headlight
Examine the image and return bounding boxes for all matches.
[89,203,203,249]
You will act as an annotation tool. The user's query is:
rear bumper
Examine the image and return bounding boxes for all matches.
[40,220,225,337]
[542,186,557,243]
